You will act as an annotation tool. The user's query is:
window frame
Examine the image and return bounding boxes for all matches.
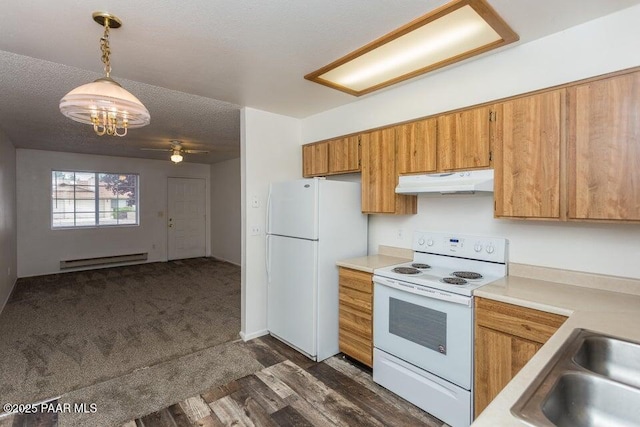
[51,170,140,229]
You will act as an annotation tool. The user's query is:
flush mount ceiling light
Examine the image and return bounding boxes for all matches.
[59,12,150,136]
[305,0,518,96]
[170,150,183,164]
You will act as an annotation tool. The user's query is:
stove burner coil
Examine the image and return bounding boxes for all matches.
[442,277,468,285]
[452,271,483,280]
[393,267,421,275]
[411,263,431,269]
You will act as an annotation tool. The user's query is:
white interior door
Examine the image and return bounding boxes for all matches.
[168,177,206,260]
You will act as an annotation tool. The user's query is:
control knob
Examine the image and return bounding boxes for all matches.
[486,244,495,254]
[427,239,434,247]
[474,243,483,252]
[418,238,425,245]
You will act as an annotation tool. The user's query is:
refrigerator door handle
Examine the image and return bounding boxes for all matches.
[265,187,272,284]
[265,234,271,283]
[266,190,272,235]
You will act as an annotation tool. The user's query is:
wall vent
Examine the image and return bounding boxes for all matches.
[60,253,148,269]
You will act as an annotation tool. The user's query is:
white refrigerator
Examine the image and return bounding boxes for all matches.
[266,177,367,361]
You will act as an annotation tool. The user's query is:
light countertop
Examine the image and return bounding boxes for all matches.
[336,254,410,273]
[472,275,640,426]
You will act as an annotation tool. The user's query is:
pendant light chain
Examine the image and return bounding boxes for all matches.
[100,22,112,78]
[95,18,125,136]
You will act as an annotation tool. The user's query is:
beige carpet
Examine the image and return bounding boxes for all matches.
[0,258,242,406]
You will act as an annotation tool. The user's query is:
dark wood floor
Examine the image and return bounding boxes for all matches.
[129,336,446,427]
[0,335,446,427]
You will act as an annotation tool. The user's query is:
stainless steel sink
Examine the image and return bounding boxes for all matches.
[511,329,640,427]
[574,335,640,389]
[541,373,640,427]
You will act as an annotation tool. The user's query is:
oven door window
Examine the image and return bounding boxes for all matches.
[389,297,447,354]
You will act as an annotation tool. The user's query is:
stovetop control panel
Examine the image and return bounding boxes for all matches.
[412,231,508,264]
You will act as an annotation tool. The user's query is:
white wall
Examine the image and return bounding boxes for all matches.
[0,129,17,312]
[17,149,211,277]
[241,107,301,339]
[300,6,640,279]
[369,196,640,278]
[211,157,241,265]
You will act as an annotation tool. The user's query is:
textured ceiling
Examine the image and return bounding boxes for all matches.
[0,51,240,164]
[1,0,639,163]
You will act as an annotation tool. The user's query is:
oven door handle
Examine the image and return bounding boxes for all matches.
[373,276,472,307]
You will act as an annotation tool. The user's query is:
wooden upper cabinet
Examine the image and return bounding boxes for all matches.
[303,137,360,177]
[302,142,329,177]
[568,71,640,221]
[361,128,416,214]
[437,106,492,171]
[494,90,564,219]
[396,118,438,175]
[329,136,360,174]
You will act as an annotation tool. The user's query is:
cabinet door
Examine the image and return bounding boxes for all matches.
[338,267,373,367]
[361,128,416,214]
[328,136,360,173]
[494,90,563,218]
[474,325,540,418]
[302,142,329,177]
[474,297,567,418]
[438,106,492,171]
[568,72,640,220]
[396,118,438,174]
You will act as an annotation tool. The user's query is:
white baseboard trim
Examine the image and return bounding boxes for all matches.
[239,329,269,341]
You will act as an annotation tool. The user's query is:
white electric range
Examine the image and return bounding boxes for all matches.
[373,231,508,427]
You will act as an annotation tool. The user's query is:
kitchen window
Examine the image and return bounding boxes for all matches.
[51,171,139,228]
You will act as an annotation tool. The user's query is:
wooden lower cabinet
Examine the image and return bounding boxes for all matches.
[338,267,373,367]
[474,297,567,418]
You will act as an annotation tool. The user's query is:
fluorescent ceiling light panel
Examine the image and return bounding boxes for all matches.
[305,0,518,96]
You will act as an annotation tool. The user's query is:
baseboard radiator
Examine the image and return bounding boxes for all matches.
[60,253,148,269]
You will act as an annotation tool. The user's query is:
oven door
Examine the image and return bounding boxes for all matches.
[373,276,473,390]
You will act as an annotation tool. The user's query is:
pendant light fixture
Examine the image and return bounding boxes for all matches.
[59,12,150,137]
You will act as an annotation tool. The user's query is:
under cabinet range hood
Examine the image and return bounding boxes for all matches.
[395,169,494,195]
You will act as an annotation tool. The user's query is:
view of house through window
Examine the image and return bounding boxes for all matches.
[52,171,139,228]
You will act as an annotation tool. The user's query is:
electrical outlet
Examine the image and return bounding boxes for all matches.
[250,225,261,236]
[251,195,260,208]
[397,229,404,239]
